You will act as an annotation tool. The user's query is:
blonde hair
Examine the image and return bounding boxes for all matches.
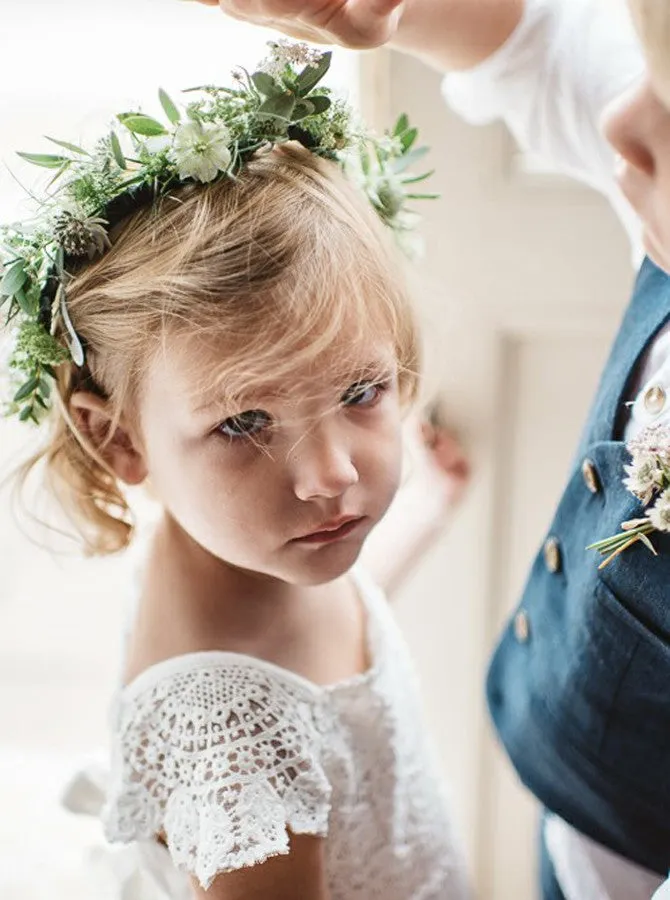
[629,0,670,106]
[14,144,421,556]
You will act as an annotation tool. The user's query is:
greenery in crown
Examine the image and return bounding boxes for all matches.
[0,41,436,426]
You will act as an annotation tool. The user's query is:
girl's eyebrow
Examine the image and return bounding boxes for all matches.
[192,385,281,415]
[336,361,397,389]
[192,359,396,414]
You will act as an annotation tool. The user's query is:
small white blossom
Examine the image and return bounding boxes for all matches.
[648,488,670,532]
[377,135,404,156]
[623,451,666,504]
[171,120,231,183]
[628,423,670,465]
[259,40,324,79]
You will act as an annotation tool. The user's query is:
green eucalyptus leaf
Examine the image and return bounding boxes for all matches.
[46,160,72,191]
[258,93,296,120]
[13,377,39,403]
[405,192,439,200]
[393,114,409,138]
[110,132,127,169]
[296,52,331,96]
[22,283,42,317]
[15,287,33,315]
[16,152,69,169]
[34,394,48,410]
[117,114,168,137]
[401,170,434,185]
[39,377,52,399]
[305,95,331,116]
[18,406,34,423]
[0,262,27,297]
[400,127,418,152]
[251,72,282,97]
[391,145,429,175]
[159,88,181,125]
[44,136,89,156]
[292,100,315,121]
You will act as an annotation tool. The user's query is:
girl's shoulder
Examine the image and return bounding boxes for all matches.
[116,562,386,712]
[105,643,334,889]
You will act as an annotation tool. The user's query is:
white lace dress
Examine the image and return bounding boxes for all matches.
[80,566,467,899]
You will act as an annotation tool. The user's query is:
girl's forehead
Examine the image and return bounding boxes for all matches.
[151,330,398,412]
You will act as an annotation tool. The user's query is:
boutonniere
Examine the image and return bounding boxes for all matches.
[588,424,670,569]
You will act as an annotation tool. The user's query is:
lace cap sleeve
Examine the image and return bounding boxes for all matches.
[102,659,332,889]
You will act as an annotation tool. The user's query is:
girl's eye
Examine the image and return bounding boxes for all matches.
[217,409,272,440]
[341,380,387,408]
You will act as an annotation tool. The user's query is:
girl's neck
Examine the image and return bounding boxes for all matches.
[126,511,367,687]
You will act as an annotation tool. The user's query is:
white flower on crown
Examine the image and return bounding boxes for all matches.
[649,487,670,533]
[259,39,324,78]
[171,120,232,184]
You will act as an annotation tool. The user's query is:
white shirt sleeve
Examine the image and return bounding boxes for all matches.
[442,0,645,196]
[653,879,670,900]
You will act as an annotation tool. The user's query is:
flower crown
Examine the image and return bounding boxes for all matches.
[0,41,435,426]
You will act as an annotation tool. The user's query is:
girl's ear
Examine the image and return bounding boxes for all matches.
[69,391,148,486]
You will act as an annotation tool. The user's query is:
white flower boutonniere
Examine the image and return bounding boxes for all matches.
[588,424,670,568]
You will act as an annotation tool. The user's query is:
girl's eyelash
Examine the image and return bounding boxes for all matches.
[341,378,390,405]
[216,409,273,441]
[215,378,391,441]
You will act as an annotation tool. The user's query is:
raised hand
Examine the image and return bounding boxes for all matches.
[419,401,471,506]
[188,0,406,49]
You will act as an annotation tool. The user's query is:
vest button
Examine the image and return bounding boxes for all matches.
[643,384,666,416]
[543,537,561,574]
[581,458,600,494]
[514,610,530,643]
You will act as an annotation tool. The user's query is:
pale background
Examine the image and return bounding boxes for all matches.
[0,2,634,898]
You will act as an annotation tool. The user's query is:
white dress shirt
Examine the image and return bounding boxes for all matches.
[441,0,670,896]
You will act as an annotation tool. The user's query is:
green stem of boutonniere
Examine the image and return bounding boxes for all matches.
[586,518,657,569]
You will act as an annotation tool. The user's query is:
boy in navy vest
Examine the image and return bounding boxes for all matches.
[197,0,670,896]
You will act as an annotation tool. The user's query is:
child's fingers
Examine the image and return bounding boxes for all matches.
[419,422,471,494]
[350,0,405,21]
[339,0,405,45]
[204,0,405,48]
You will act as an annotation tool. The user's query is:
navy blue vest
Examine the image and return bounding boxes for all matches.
[487,258,670,876]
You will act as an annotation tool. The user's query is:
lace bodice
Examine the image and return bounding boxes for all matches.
[102,567,468,899]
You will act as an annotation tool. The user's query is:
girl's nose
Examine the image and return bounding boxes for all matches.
[291,428,359,502]
[602,78,657,177]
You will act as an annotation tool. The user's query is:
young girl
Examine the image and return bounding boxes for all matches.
[2,44,468,899]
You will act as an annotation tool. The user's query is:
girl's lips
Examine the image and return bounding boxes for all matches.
[293,516,366,544]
